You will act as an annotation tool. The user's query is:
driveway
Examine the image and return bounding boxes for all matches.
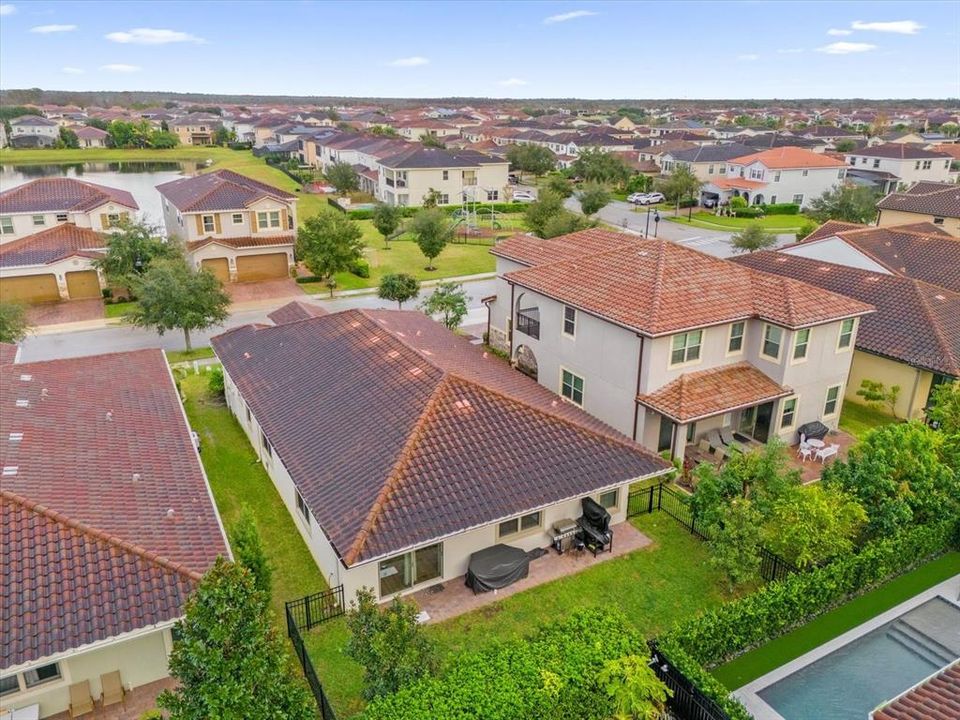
[26,299,105,326]
[227,278,303,303]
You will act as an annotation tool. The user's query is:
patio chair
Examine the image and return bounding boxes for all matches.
[816,443,840,463]
[100,670,126,709]
[711,445,728,462]
[705,429,725,452]
[719,428,746,453]
[797,442,813,462]
[697,439,711,456]
[69,680,95,718]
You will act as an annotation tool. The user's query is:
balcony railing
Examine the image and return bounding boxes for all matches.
[516,309,540,340]
[385,178,407,188]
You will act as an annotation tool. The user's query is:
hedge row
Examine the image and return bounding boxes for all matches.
[732,207,763,218]
[344,201,530,220]
[761,203,800,215]
[361,609,641,720]
[657,519,957,718]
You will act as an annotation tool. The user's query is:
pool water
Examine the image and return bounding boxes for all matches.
[758,597,960,720]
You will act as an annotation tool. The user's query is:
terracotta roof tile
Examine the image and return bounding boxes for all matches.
[185,234,294,252]
[500,232,873,336]
[267,300,328,325]
[877,182,960,219]
[156,169,295,212]
[852,143,952,160]
[0,343,19,365]
[728,146,847,169]
[212,310,670,566]
[0,223,106,267]
[637,363,791,422]
[872,661,960,720]
[0,178,138,214]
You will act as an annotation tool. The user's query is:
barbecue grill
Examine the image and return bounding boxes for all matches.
[550,518,579,554]
[577,497,613,556]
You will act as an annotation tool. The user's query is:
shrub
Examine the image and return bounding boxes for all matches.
[350,259,371,278]
[207,366,225,396]
[678,197,698,208]
[760,203,800,215]
[729,196,748,210]
[138,711,164,720]
[295,275,323,284]
[101,288,113,299]
[732,207,764,218]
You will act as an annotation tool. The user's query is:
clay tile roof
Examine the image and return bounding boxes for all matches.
[491,228,635,267]
[877,182,960,219]
[872,661,960,720]
[156,169,295,212]
[637,363,792,422]
[0,178,138,214]
[73,126,109,139]
[733,252,960,376]
[0,350,228,668]
[185,234,294,252]
[0,343,19,365]
[0,223,107,268]
[501,234,873,336]
[267,300,329,325]
[852,143,952,160]
[728,146,848,169]
[211,309,670,566]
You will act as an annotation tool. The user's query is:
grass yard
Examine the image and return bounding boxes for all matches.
[166,347,215,364]
[103,301,137,319]
[712,551,960,690]
[839,401,895,439]
[668,212,812,232]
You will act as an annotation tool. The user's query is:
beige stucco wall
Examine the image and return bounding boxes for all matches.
[846,350,933,420]
[1,628,172,719]
[379,162,509,207]
[846,154,952,186]
[877,208,960,238]
[161,196,296,242]
[0,203,130,243]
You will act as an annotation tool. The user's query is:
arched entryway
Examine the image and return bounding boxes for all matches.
[514,344,538,381]
[754,193,765,205]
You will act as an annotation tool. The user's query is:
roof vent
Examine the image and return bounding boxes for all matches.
[40,388,49,400]
[350,321,361,328]
[19,374,32,382]
[132,472,142,482]
[243,352,251,359]
[387,350,400,359]
[369,334,381,343]
[934,294,946,301]
[9,432,23,442]
[409,366,423,376]
[865,276,879,283]
[105,410,113,421]
[166,508,175,518]
[2,466,18,476]
[454,398,472,410]
[15,399,29,408]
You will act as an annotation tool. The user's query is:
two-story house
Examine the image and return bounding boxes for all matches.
[376,147,509,207]
[876,181,960,237]
[485,229,873,459]
[8,116,60,148]
[843,144,952,193]
[657,142,755,182]
[156,170,297,283]
[702,146,848,208]
[170,113,223,146]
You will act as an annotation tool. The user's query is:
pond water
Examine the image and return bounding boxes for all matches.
[0,161,203,230]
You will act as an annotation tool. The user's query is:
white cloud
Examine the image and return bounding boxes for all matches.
[544,10,597,24]
[106,28,204,45]
[388,56,429,67]
[737,54,760,61]
[0,4,15,16]
[100,63,141,73]
[851,20,923,34]
[498,78,529,86]
[30,24,77,33]
[817,41,877,54]
[62,66,84,74]
[777,48,805,54]
[827,28,853,36]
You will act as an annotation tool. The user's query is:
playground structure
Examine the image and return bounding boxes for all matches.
[452,187,506,239]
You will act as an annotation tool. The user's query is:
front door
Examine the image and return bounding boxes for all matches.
[753,402,774,443]
[657,416,675,453]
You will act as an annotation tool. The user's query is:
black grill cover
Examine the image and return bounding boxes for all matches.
[465,544,530,593]
[581,497,610,533]
[797,421,829,441]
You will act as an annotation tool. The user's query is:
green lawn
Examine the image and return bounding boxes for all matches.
[712,551,960,690]
[104,301,137,319]
[839,401,895,439]
[166,347,215,364]
[668,212,812,232]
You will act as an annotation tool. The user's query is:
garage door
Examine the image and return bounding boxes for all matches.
[201,258,230,284]
[236,253,289,283]
[65,270,102,299]
[0,274,60,304]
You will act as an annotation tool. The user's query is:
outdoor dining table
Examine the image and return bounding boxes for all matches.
[807,438,826,449]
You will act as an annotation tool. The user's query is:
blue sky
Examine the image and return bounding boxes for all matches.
[1,1,957,99]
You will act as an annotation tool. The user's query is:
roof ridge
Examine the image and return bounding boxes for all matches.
[1,488,203,583]
[342,378,451,566]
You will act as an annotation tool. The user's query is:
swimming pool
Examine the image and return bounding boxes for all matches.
[756,597,960,720]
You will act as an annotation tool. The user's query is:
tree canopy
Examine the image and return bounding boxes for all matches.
[295,212,364,293]
[371,203,403,248]
[326,161,360,195]
[95,219,181,285]
[409,208,453,270]
[807,185,879,224]
[378,273,421,309]
[577,183,611,216]
[506,144,557,178]
[571,148,631,186]
[658,165,702,209]
[420,281,468,330]
[0,302,31,344]
[523,190,592,239]
[229,505,272,600]
[731,223,776,254]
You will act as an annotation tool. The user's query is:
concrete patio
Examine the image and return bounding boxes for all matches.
[409,522,652,623]
[44,677,174,720]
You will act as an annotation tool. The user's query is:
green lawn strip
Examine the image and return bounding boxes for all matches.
[179,374,326,620]
[303,621,367,718]
[712,551,960,690]
[839,401,895,439]
[104,301,138,319]
[166,347,215,364]
[668,213,808,232]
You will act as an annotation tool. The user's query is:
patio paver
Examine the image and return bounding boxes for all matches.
[410,521,652,623]
[25,299,104,326]
[227,278,302,303]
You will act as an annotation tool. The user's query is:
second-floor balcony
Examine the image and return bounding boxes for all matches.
[385,177,407,188]
[516,308,540,340]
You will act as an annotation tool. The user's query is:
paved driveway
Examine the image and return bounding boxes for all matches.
[227,278,303,303]
[26,299,105,326]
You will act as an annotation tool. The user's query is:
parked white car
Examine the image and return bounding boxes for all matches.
[512,191,536,202]
[627,192,647,204]
[634,192,665,206]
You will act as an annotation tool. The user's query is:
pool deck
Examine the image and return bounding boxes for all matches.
[734,573,960,720]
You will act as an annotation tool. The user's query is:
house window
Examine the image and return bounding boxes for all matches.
[563,306,576,337]
[202,215,216,233]
[780,397,797,429]
[486,190,499,201]
[762,324,783,360]
[295,489,310,523]
[560,368,584,406]
[838,318,855,349]
[32,215,45,227]
[442,170,449,180]
[749,168,763,180]
[0,217,13,235]
[257,211,281,228]
[792,328,810,360]
[106,213,123,227]
[770,195,777,204]
[802,169,809,176]
[719,165,726,174]
[728,322,745,354]
[261,431,272,459]
[792,194,804,205]
[922,160,932,170]
[55,213,68,223]
[498,511,542,539]
[598,489,619,510]
[439,194,449,205]
[773,171,781,182]
[933,217,945,225]
[378,542,442,597]
[823,385,841,417]
[837,168,845,179]
[873,159,880,169]
[708,164,715,174]
[23,663,61,689]
[670,330,702,366]
[0,675,19,697]
[232,213,244,225]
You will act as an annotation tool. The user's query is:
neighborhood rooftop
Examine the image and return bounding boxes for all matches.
[155,168,297,212]
[212,309,670,566]
[877,181,960,219]
[0,177,139,214]
[0,223,106,268]
[727,146,848,169]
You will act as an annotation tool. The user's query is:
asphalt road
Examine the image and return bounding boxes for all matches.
[19,278,496,362]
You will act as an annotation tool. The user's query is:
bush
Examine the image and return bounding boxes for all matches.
[208,366,225,396]
[760,203,800,215]
[678,198,698,208]
[350,259,371,278]
[729,196,748,209]
[732,207,764,218]
[138,711,164,720]
[101,288,113,299]
[295,275,323,284]
[362,609,643,720]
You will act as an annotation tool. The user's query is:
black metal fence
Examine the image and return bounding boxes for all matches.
[627,483,798,583]
[286,585,346,631]
[648,640,731,720]
[286,604,338,720]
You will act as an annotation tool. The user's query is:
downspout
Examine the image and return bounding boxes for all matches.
[632,334,646,442]
[907,367,922,420]
[508,282,516,361]
[671,421,680,461]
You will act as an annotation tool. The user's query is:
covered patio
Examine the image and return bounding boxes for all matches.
[43,677,175,720]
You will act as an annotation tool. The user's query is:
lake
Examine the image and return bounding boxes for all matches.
[0,161,204,231]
